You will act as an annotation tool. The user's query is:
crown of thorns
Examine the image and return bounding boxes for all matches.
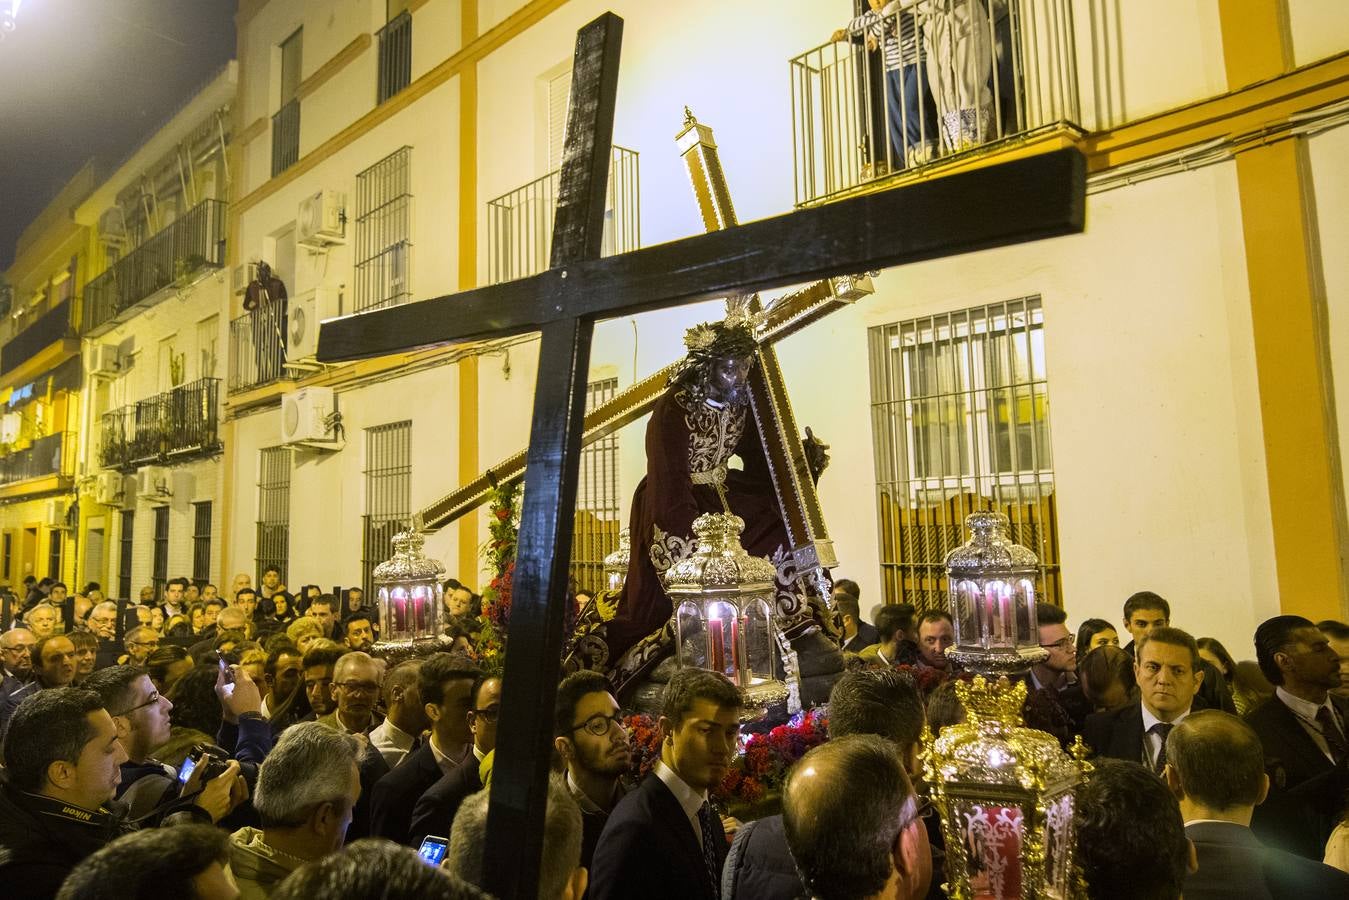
[682,318,759,360]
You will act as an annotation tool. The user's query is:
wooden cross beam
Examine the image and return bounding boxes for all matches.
[315,13,1085,899]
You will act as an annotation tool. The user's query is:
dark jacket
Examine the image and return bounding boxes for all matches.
[842,621,880,654]
[1245,692,1349,859]
[589,773,726,900]
[1082,698,1208,766]
[408,753,483,848]
[369,741,445,845]
[1184,820,1349,898]
[0,777,133,899]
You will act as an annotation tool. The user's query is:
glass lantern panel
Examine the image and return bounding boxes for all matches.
[407,583,433,636]
[981,580,1015,650]
[605,569,625,593]
[953,580,981,649]
[385,585,412,640]
[675,601,706,670]
[743,597,776,686]
[704,599,738,680]
[377,586,392,639]
[951,799,1025,900]
[1016,578,1037,649]
[1042,791,1075,899]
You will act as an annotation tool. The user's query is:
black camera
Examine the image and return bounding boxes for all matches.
[176,743,231,795]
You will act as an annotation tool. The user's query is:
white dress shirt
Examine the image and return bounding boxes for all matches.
[370,718,417,769]
[1276,686,1344,763]
[654,759,708,848]
[1141,703,1192,770]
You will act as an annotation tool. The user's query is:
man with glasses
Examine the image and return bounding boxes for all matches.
[552,671,632,875]
[784,735,933,900]
[121,626,160,669]
[1027,605,1091,737]
[408,673,501,848]
[83,665,247,824]
[0,634,78,737]
[319,652,384,736]
[1,627,35,702]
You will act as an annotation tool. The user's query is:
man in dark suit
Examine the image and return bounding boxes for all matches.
[589,669,741,900]
[1167,709,1349,897]
[834,585,880,654]
[1246,615,1348,860]
[408,674,500,848]
[1083,626,1204,771]
[368,652,479,844]
[1120,590,1234,714]
[784,735,932,900]
[553,671,632,875]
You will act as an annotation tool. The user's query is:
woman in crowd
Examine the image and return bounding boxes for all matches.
[1075,618,1119,659]
[1078,645,1136,713]
[146,645,194,696]
[156,664,225,767]
[271,591,296,625]
[286,616,323,655]
[188,602,207,635]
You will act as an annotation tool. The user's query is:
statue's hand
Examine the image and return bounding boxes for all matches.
[803,426,831,480]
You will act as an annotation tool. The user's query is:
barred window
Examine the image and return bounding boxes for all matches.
[48,531,63,584]
[353,147,412,313]
[363,421,412,597]
[152,506,169,602]
[192,501,212,587]
[570,378,621,594]
[377,9,412,104]
[257,447,291,585]
[118,510,135,601]
[868,297,1060,612]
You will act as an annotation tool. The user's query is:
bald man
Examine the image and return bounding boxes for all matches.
[1166,710,1349,898]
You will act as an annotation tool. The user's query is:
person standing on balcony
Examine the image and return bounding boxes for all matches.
[921,0,995,153]
[244,260,288,384]
[833,0,938,172]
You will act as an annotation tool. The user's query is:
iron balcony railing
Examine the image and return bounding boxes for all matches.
[228,304,287,393]
[790,0,1080,205]
[0,299,75,376]
[84,199,227,336]
[486,146,640,285]
[99,377,222,471]
[377,11,412,103]
[0,431,73,486]
[272,98,301,176]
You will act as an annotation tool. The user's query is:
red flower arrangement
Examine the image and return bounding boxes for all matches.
[622,710,831,806]
[476,481,520,674]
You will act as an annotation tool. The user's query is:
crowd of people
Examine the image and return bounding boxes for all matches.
[0,569,1347,899]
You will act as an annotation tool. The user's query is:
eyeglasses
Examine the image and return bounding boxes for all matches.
[1039,635,1076,652]
[128,640,160,649]
[113,690,162,717]
[334,681,380,695]
[472,705,501,725]
[896,796,934,832]
[567,712,623,737]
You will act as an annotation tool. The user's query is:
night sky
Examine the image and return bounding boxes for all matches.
[0,0,237,271]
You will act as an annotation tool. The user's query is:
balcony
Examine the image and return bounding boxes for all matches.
[0,299,76,377]
[0,431,73,488]
[486,146,640,285]
[84,199,227,337]
[272,98,300,176]
[99,377,222,471]
[228,305,288,394]
[790,0,1081,206]
[377,11,412,104]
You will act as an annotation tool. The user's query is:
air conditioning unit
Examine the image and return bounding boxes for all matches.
[95,471,125,506]
[136,465,172,501]
[98,208,127,248]
[89,344,120,377]
[285,287,341,366]
[0,412,19,445]
[298,189,347,247]
[281,387,342,449]
[231,262,258,296]
[44,498,69,529]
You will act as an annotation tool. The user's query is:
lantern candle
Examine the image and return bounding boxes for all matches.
[731,615,743,679]
[707,617,725,672]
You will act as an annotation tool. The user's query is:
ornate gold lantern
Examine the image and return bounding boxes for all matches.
[373,529,445,648]
[924,512,1088,900]
[664,513,791,721]
[602,528,631,593]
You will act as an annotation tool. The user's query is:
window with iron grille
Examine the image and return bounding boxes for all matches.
[353,147,412,313]
[570,378,620,593]
[363,421,411,597]
[118,511,134,600]
[47,531,63,583]
[272,28,303,177]
[192,501,212,587]
[2,532,11,582]
[377,9,412,104]
[152,506,169,602]
[256,448,291,585]
[868,297,1060,612]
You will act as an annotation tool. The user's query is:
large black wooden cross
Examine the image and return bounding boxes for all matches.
[317,12,1084,898]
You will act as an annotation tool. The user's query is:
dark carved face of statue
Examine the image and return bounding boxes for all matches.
[705,355,752,406]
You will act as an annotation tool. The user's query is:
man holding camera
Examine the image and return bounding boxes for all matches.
[84,665,250,824]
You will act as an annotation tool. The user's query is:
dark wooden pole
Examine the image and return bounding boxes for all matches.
[482,14,623,899]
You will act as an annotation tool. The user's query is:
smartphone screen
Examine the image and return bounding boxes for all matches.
[177,755,198,786]
[417,835,449,867]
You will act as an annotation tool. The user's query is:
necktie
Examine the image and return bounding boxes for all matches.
[697,801,721,899]
[1149,722,1174,774]
[1316,706,1347,764]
